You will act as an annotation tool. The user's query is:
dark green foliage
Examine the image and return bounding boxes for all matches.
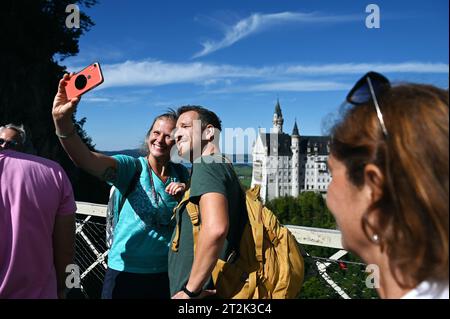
[232,164,253,190]
[267,192,378,299]
[0,0,109,203]
[266,191,336,229]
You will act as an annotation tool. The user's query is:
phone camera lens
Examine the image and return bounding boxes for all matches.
[75,74,87,90]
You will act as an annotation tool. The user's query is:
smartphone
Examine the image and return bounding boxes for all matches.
[65,62,104,99]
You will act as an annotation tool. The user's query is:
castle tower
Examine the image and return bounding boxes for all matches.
[291,119,300,197]
[272,99,284,134]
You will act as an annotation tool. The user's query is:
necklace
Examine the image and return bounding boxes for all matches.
[147,157,161,206]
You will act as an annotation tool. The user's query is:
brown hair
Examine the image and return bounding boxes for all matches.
[176,105,222,131]
[330,83,449,288]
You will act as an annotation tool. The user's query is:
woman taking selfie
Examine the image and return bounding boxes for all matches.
[326,72,449,299]
[52,73,189,299]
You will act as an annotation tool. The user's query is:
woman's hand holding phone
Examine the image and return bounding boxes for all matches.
[52,62,104,135]
[53,73,80,122]
[52,73,81,137]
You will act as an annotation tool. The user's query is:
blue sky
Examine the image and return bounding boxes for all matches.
[60,0,449,151]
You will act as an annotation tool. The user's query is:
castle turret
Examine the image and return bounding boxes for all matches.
[272,99,284,133]
[291,119,300,197]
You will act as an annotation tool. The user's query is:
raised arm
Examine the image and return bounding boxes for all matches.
[52,74,117,181]
[172,192,229,298]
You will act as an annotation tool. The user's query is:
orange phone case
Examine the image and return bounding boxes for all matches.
[65,62,104,100]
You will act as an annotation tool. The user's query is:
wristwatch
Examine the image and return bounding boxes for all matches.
[182,282,202,298]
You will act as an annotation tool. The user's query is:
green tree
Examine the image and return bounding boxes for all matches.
[267,193,379,299]
[1,0,109,203]
[266,196,300,225]
[266,191,336,229]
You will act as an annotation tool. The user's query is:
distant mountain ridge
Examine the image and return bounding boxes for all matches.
[100,149,253,164]
[102,149,143,158]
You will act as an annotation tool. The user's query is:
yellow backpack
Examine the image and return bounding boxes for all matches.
[171,184,305,299]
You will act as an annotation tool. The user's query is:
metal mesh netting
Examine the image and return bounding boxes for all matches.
[71,214,108,299]
[300,253,379,299]
[72,214,378,299]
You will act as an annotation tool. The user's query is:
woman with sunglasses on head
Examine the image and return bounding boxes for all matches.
[326,72,448,299]
[52,74,190,299]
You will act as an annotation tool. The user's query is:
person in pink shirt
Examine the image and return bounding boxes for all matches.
[0,149,76,299]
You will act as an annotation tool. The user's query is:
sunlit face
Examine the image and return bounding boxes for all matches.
[174,111,203,161]
[147,118,176,161]
[326,155,372,254]
[0,128,22,151]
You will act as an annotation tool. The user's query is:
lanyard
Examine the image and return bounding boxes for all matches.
[147,159,162,206]
[148,169,160,205]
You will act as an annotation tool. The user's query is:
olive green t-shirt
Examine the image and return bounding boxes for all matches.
[168,154,247,296]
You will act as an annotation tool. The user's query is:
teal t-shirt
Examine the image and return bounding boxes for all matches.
[108,155,189,273]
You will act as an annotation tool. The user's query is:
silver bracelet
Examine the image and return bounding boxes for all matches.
[56,126,76,139]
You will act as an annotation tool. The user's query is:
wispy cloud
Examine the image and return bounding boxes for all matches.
[193,11,359,58]
[80,93,144,105]
[98,60,261,88]
[82,97,112,103]
[239,81,349,93]
[286,62,450,74]
[64,60,448,93]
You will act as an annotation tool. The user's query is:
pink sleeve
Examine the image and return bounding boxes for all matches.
[57,169,77,216]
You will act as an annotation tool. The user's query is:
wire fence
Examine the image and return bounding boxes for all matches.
[72,214,108,299]
[72,213,378,299]
[301,254,379,299]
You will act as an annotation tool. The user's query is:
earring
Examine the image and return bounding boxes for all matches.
[372,234,380,243]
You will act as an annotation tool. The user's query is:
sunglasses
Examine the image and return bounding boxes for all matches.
[0,138,20,149]
[346,71,391,138]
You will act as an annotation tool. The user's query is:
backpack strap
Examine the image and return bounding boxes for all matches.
[245,186,279,298]
[245,191,264,263]
[170,188,201,253]
[117,157,142,218]
[244,191,265,298]
[171,189,192,252]
[186,202,200,253]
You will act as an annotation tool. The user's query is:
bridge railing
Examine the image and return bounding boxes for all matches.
[74,201,377,299]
